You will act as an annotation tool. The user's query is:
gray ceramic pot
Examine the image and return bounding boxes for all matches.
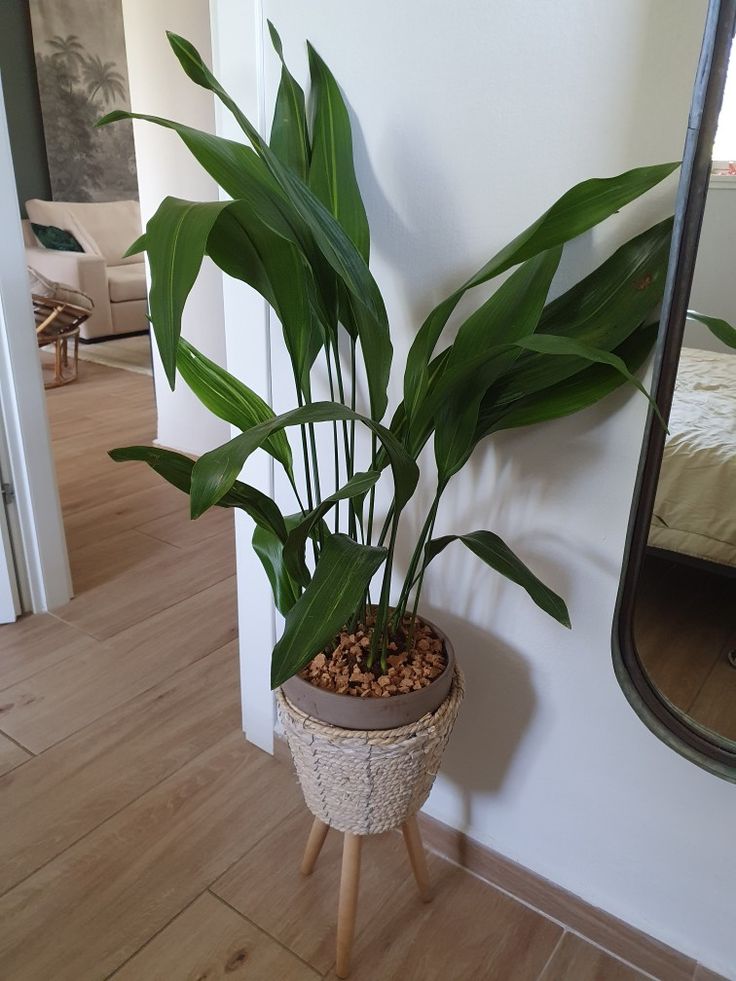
[280,616,455,730]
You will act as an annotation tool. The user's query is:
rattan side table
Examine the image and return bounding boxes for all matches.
[33,295,90,389]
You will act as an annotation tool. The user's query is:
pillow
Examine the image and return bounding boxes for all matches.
[31,223,84,253]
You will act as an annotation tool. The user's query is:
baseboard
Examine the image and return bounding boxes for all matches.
[415,811,697,980]
[79,329,149,345]
[273,732,702,979]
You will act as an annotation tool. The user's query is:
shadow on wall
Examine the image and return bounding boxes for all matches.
[420,603,536,827]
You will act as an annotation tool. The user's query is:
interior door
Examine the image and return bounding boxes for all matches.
[0,421,21,623]
[0,75,71,615]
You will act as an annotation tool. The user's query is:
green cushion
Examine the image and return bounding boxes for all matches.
[31,223,84,253]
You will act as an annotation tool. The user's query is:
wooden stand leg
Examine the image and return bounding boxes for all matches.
[402,815,432,902]
[335,833,362,979]
[54,338,62,386]
[301,817,330,876]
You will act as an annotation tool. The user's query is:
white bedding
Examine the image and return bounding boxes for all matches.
[648,346,736,567]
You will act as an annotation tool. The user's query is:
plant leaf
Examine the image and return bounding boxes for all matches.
[176,338,294,478]
[404,164,679,424]
[108,445,287,540]
[307,41,370,261]
[283,470,380,585]
[514,333,665,426]
[144,196,230,387]
[190,402,418,518]
[432,247,562,481]
[207,202,326,395]
[268,22,310,180]
[165,31,392,419]
[123,232,147,257]
[687,310,736,350]
[270,533,387,687]
[253,514,304,617]
[424,530,570,628]
[114,162,323,403]
[477,323,658,437]
[488,218,673,406]
[98,109,299,238]
[108,445,196,494]
[396,220,672,468]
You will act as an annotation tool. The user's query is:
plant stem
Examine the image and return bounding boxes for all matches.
[293,379,318,566]
[300,385,322,511]
[324,347,341,532]
[332,334,357,539]
[366,433,378,546]
[349,334,357,465]
[295,388,314,513]
[377,503,395,547]
[288,473,307,516]
[392,485,444,626]
[367,510,399,672]
[406,500,440,645]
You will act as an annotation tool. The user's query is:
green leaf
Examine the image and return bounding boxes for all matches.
[108,445,287,540]
[687,310,736,350]
[404,163,680,424]
[123,232,147,258]
[307,41,370,261]
[394,220,671,469]
[205,203,325,395]
[270,533,387,687]
[190,402,418,519]
[253,514,303,617]
[165,31,392,419]
[488,218,673,405]
[514,333,665,426]
[175,338,294,478]
[105,133,323,402]
[144,196,230,388]
[424,530,570,628]
[109,445,196,494]
[432,247,562,481]
[98,109,299,238]
[283,470,380,586]
[268,22,310,180]
[477,323,658,437]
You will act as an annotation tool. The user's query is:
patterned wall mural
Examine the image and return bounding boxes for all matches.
[29,0,138,202]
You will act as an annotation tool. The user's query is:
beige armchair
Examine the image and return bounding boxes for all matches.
[22,199,148,342]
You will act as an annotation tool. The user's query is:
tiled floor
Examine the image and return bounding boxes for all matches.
[0,363,720,979]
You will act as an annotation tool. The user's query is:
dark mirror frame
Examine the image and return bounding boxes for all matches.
[613,0,736,782]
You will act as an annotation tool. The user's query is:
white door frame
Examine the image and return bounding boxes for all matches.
[210,0,277,753]
[0,75,72,615]
[0,417,22,622]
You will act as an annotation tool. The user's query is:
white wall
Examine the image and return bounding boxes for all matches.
[214,2,736,975]
[685,183,736,352]
[122,0,228,456]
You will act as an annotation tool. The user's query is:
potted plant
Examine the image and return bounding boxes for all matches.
[99,26,709,975]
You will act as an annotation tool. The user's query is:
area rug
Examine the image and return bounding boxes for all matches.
[77,335,153,376]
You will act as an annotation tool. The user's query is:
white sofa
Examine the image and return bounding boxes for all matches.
[23,199,147,341]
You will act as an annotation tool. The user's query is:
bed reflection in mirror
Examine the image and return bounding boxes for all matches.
[634,154,736,744]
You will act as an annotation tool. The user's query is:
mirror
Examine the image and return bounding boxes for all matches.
[614,0,736,779]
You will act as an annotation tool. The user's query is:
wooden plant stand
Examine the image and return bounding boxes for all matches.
[300,813,432,979]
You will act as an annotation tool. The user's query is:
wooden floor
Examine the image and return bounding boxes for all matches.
[0,363,716,980]
[635,553,736,742]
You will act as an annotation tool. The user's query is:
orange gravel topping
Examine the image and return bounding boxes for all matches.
[299,617,447,698]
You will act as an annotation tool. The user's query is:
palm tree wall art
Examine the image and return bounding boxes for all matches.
[29,0,138,202]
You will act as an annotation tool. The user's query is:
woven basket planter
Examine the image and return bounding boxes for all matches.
[276,666,464,835]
